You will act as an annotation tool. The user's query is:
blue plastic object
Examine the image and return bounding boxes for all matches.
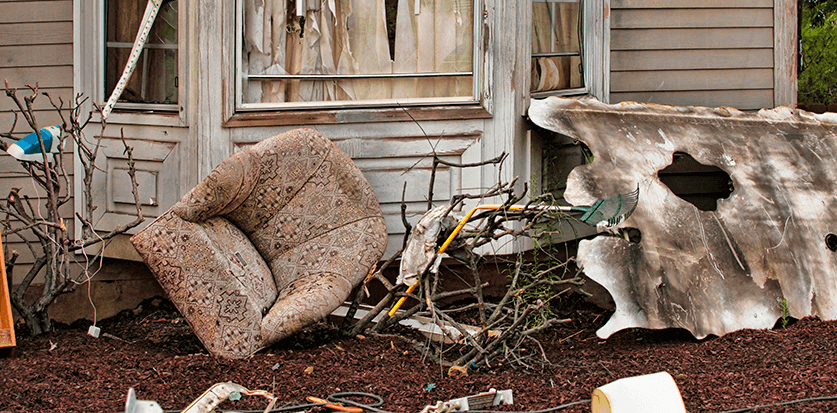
[6,126,61,162]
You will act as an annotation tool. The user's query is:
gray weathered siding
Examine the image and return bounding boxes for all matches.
[609,0,775,110]
[0,0,74,284]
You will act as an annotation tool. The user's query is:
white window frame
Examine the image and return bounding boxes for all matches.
[234,0,484,111]
[531,0,585,98]
[75,0,188,125]
[528,0,608,102]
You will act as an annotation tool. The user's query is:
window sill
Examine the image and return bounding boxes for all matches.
[95,109,187,128]
[223,104,492,127]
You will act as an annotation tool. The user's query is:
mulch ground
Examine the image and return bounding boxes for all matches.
[2,295,836,413]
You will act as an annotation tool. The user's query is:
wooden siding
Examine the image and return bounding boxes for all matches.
[0,0,74,283]
[609,1,775,110]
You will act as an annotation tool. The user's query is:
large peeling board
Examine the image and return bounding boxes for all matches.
[529,97,837,339]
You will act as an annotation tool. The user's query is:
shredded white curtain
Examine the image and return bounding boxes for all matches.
[243,0,474,104]
[531,1,583,92]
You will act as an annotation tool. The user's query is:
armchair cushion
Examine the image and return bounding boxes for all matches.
[131,128,387,358]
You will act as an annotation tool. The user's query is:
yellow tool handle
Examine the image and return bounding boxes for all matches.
[388,204,509,318]
[387,203,560,318]
[387,283,418,317]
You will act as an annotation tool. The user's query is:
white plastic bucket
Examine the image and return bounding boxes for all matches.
[591,371,687,413]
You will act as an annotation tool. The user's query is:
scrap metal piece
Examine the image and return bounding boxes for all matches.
[420,389,513,413]
[445,388,513,412]
[124,388,163,413]
[124,383,276,413]
[529,96,837,339]
[181,382,274,413]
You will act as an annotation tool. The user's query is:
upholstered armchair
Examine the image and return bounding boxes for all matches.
[130,129,387,358]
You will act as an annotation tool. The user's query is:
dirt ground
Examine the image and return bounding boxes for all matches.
[2,295,837,413]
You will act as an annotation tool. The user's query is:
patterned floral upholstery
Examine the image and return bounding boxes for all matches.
[131,129,387,358]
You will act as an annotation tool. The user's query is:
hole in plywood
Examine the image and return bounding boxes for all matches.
[826,234,837,252]
[618,227,642,244]
[658,152,733,211]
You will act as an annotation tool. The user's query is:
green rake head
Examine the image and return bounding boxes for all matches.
[576,185,640,231]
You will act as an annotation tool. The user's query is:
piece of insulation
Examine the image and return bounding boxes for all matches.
[529,97,837,339]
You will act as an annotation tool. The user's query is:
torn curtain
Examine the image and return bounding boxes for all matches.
[242,0,474,104]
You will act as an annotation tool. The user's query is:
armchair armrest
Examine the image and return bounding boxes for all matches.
[171,149,261,222]
[131,211,277,358]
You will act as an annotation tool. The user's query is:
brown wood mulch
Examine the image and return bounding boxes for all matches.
[1,296,836,413]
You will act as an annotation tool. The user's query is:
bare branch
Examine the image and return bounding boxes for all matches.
[0,84,143,335]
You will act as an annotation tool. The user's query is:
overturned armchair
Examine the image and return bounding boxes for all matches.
[130,128,388,358]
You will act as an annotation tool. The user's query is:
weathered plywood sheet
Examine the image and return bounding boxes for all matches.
[529,97,837,339]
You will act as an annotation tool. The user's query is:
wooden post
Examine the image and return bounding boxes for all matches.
[0,237,16,348]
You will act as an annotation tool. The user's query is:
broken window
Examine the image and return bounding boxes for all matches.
[105,0,179,108]
[238,0,478,108]
[531,0,584,96]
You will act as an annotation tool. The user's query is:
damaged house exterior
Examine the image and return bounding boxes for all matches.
[1,0,799,324]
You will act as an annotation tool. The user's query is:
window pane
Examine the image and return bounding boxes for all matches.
[532,1,579,54]
[531,56,583,92]
[106,0,178,105]
[241,0,475,105]
[531,0,583,93]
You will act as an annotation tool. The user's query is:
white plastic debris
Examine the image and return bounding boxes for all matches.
[591,372,686,413]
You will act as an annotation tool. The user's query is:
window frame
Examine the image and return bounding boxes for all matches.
[526,0,608,102]
[76,0,188,125]
[233,0,485,112]
[104,0,182,115]
[530,0,587,98]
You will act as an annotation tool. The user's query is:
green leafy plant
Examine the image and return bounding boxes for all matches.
[779,299,791,329]
[799,0,837,105]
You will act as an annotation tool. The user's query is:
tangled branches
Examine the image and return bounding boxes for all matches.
[0,82,144,335]
[342,151,587,374]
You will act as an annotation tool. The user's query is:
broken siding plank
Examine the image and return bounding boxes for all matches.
[612,0,772,8]
[610,89,774,110]
[611,69,773,92]
[0,22,72,46]
[612,8,773,29]
[0,1,72,23]
[611,49,773,72]
[0,45,73,67]
[611,28,773,50]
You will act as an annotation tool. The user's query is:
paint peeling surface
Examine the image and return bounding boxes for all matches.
[529,97,837,339]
